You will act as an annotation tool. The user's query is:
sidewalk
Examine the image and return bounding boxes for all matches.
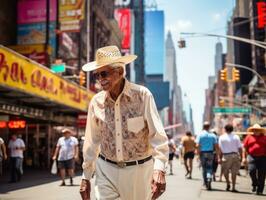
[162,159,266,200]
[0,160,265,200]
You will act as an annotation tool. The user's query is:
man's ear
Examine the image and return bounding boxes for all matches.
[118,67,124,76]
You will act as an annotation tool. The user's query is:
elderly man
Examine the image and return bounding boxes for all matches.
[243,124,266,195]
[80,46,169,200]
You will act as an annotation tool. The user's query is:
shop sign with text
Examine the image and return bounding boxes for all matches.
[0,46,93,111]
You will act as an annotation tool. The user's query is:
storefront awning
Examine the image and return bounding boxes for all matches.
[0,45,94,122]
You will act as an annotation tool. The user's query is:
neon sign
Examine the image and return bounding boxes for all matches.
[0,120,26,129]
[257,2,266,29]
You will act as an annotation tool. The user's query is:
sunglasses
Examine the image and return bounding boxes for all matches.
[93,68,117,80]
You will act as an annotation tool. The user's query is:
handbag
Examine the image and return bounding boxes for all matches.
[51,160,57,174]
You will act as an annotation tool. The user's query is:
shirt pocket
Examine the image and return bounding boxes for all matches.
[127,116,145,133]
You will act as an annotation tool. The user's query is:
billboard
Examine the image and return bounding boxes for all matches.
[8,44,52,65]
[0,46,93,111]
[115,9,131,49]
[17,0,57,24]
[257,2,266,29]
[17,22,56,56]
[59,0,84,31]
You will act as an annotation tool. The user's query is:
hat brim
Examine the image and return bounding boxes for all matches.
[82,55,137,72]
[247,127,266,133]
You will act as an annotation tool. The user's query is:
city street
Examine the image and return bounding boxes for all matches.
[0,160,265,200]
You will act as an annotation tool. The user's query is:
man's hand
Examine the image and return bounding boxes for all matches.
[151,170,166,200]
[80,179,91,200]
[242,158,247,165]
[52,156,57,160]
[74,154,79,161]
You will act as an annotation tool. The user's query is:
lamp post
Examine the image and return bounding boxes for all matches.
[180,32,266,49]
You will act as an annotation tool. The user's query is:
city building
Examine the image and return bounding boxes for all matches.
[145,10,165,75]
[214,42,223,78]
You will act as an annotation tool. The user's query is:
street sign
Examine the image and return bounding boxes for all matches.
[51,63,66,73]
[213,107,251,114]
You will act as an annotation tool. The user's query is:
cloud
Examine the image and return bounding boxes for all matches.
[176,20,193,31]
[166,19,192,37]
[212,13,222,21]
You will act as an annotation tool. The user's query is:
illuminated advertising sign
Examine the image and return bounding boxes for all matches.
[115,0,132,7]
[17,0,57,24]
[115,9,131,49]
[59,0,85,21]
[59,0,85,32]
[17,22,56,57]
[0,46,94,112]
[257,2,266,29]
[0,120,26,129]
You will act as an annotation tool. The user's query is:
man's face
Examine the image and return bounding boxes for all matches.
[93,65,123,91]
[63,131,71,138]
[11,134,17,140]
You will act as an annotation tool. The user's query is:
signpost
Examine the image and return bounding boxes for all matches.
[51,63,66,73]
[213,107,251,114]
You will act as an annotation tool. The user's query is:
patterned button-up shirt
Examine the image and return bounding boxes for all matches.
[82,79,169,180]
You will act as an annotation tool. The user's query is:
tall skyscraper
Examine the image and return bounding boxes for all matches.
[214,42,223,77]
[145,10,165,75]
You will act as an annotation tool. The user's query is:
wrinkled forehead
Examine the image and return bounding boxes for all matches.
[94,65,113,74]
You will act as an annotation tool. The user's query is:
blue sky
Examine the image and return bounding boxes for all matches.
[156,0,235,133]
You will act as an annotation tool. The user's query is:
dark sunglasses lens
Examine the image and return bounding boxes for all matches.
[94,70,110,79]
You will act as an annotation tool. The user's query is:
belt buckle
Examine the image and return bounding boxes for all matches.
[117,161,126,168]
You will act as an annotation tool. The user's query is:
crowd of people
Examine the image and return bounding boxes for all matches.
[168,121,266,196]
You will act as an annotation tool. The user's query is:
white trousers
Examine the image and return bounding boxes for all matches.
[95,158,153,200]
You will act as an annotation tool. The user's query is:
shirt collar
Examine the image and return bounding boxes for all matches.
[104,79,131,101]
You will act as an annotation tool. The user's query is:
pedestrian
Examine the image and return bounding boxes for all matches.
[196,121,218,190]
[79,46,169,200]
[218,124,242,192]
[181,131,196,179]
[242,124,266,195]
[8,133,25,183]
[52,128,79,186]
[210,130,219,182]
[0,136,7,176]
[168,134,176,175]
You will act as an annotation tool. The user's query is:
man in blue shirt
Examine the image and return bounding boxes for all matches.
[196,121,218,190]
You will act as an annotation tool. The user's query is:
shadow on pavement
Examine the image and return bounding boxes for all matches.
[0,169,82,194]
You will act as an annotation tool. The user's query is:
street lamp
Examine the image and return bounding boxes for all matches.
[180,32,266,49]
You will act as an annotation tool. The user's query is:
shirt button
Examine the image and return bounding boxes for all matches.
[116,103,118,106]
[116,119,119,121]
[117,133,120,136]
[118,149,120,152]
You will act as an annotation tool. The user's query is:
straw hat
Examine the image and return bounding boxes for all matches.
[247,124,266,134]
[62,127,74,134]
[82,46,137,72]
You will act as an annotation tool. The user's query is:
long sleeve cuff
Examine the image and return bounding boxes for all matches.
[154,158,167,172]
[82,169,94,180]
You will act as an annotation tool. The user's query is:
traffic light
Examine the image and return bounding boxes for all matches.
[79,71,86,86]
[219,99,225,107]
[220,68,227,81]
[178,39,186,48]
[232,67,240,81]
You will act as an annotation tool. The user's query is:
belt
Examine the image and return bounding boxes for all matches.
[223,152,237,155]
[99,154,152,168]
[201,151,213,153]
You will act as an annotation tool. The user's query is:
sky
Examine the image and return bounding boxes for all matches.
[155,0,236,134]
